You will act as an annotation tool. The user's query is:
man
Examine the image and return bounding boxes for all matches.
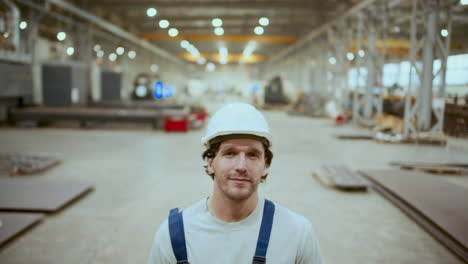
[147,102,323,264]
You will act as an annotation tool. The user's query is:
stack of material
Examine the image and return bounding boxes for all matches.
[0,178,93,212]
[444,103,468,137]
[335,132,374,140]
[0,213,44,247]
[0,178,93,246]
[374,131,447,146]
[0,153,60,176]
[390,161,468,175]
[359,170,468,262]
[314,166,369,191]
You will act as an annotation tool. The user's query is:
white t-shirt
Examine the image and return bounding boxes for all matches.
[147,197,323,264]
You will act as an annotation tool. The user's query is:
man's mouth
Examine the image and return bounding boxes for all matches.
[230,177,250,183]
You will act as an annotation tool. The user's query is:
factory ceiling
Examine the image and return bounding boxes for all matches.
[11,0,468,66]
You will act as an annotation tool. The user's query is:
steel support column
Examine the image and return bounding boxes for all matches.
[364,7,378,119]
[404,0,453,136]
[419,3,438,130]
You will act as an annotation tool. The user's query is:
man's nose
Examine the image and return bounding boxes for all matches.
[234,154,247,173]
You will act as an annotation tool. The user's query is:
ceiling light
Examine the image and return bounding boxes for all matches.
[159,20,170,28]
[97,50,104,58]
[206,62,215,71]
[197,57,206,65]
[180,40,189,48]
[329,57,336,64]
[57,31,66,41]
[214,27,224,36]
[146,8,157,17]
[168,28,179,37]
[150,64,159,73]
[219,47,228,57]
[108,53,117,62]
[460,0,468,5]
[187,44,196,53]
[259,17,269,26]
[254,26,264,35]
[93,44,101,52]
[116,46,125,55]
[346,52,355,61]
[358,49,365,57]
[128,50,136,59]
[441,29,448,37]
[219,57,228,65]
[242,40,257,57]
[19,21,27,30]
[392,26,400,33]
[212,18,223,27]
[66,47,74,56]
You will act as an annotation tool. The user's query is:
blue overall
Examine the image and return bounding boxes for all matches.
[168,199,275,264]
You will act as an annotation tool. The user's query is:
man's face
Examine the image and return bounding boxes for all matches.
[207,138,267,201]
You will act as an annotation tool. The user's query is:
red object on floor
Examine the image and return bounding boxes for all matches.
[164,116,189,132]
[195,112,207,122]
[336,114,346,124]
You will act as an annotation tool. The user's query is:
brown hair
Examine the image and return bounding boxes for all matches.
[202,135,273,182]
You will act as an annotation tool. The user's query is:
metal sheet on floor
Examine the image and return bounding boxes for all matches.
[0,178,93,212]
[0,212,44,246]
[359,169,468,262]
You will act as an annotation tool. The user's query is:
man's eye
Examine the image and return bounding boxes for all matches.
[224,152,234,156]
[248,153,259,158]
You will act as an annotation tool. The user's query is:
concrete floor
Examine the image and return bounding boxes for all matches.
[0,111,467,264]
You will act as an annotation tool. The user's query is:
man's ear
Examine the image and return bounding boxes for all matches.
[207,158,215,174]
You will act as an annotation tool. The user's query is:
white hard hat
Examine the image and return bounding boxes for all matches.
[201,102,272,147]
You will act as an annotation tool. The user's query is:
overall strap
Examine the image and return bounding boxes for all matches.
[168,208,190,264]
[252,199,275,264]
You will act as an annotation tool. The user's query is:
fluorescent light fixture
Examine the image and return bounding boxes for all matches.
[108,53,117,62]
[128,50,136,59]
[358,49,365,57]
[146,8,157,17]
[197,57,206,65]
[168,28,179,37]
[19,21,27,30]
[180,40,189,48]
[220,58,228,65]
[219,47,228,57]
[346,52,355,61]
[159,20,170,28]
[116,46,125,55]
[328,57,336,64]
[441,29,448,37]
[259,17,269,26]
[212,18,223,27]
[254,26,264,35]
[206,62,215,71]
[66,47,74,56]
[97,50,104,58]
[214,27,224,36]
[460,0,468,5]
[57,31,66,41]
[242,41,256,57]
[93,44,101,52]
[150,64,159,73]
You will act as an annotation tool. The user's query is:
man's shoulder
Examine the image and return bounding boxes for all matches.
[271,201,312,230]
